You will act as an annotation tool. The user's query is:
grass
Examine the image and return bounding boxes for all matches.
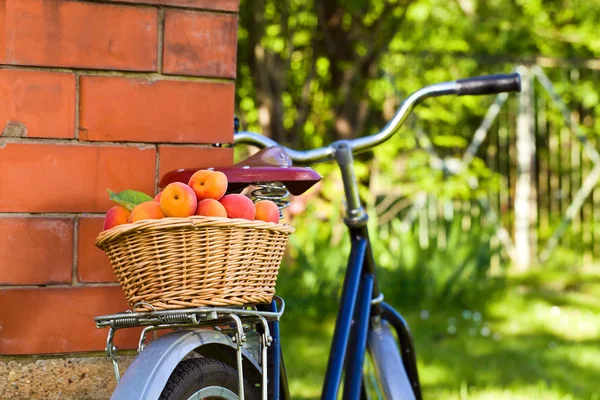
[278,267,600,399]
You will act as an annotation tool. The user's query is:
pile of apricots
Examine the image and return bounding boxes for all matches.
[103,170,280,231]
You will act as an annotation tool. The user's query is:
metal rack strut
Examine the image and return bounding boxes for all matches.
[95,296,285,400]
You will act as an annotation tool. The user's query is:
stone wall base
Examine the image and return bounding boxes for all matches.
[0,355,135,400]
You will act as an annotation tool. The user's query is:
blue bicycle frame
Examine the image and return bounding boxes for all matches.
[265,217,422,400]
[264,141,423,400]
[238,72,522,400]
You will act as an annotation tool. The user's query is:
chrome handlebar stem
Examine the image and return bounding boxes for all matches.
[233,131,335,164]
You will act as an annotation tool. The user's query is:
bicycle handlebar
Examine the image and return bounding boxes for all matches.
[456,73,521,96]
[233,73,521,165]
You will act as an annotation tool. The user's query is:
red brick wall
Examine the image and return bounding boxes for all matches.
[0,0,238,355]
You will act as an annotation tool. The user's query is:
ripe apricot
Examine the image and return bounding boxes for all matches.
[103,205,131,230]
[154,191,162,203]
[220,194,256,220]
[255,200,280,223]
[196,199,228,218]
[159,182,197,217]
[129,201,165,223]
[188,170,228,201]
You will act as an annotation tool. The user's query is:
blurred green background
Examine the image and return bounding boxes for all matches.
[233,1,600,398]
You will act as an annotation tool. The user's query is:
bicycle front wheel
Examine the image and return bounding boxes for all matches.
[159,357,259,400]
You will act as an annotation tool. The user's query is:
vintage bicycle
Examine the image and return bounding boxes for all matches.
[95,72,521,400]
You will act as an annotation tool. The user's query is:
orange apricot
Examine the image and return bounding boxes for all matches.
[129,201,165,223]
[188,170,228,201]
[159,182,197,217]
[255,200,280,223]
[220,194,256,220]
[196,199,228,218]
[103,205,131,230]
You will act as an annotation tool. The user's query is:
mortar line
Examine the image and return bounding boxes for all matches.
[72,0,239,14]
[0,137,228,147]
[0,212,106,218]
[0,349,138,360]
[157,8,166,74]
[155,144,161,195]
[0,283,120,289]
[74,73,80,139]
[0,64,234,83]
[72,217,80,285]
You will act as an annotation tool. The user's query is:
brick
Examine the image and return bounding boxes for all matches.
[104,0,239,11]
[0,218,73,285]
[163,10,238,78]
[79,76,234,144]
[0,69,76,139]
[77,217,116,283]
[0,287,140,354]
[0,0,157,71]
[158,146,233,180]
[0,143,156,213]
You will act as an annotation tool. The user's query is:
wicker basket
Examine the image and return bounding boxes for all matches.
[95,216,294,311]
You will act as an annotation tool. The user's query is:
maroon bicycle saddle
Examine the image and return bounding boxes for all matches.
[159,146,322,196]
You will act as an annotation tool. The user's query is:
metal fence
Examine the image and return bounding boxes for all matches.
[396,64,600,269]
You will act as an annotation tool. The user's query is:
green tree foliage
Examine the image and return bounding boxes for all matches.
[237,0,599,146]
[235,0,600,307]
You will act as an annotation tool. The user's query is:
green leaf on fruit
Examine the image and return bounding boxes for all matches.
[107,189,153,211]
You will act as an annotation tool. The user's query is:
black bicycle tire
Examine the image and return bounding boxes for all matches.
[159,357,259,400]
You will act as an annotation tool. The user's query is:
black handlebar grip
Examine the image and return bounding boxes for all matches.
[456,73,521,96]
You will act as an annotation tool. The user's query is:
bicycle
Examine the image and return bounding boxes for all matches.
[95,72,521,400]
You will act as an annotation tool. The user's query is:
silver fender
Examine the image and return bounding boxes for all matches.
[368,321,416,400]
[111,329,262,400]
